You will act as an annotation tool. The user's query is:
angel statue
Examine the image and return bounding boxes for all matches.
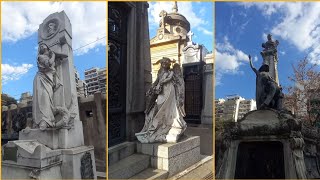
[136,57,187,143]
[32,43,71,130]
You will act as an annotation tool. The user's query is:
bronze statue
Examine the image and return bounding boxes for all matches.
[249,55,283,110]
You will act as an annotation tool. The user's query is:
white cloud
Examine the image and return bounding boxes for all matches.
[2,2,106,56]
[148,2,211,36]
[2,63,34,84]
[215,37,250,85]
[239,2,320,64]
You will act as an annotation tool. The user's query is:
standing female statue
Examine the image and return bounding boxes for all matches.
[33,43,56,130]
[136,57,187,143]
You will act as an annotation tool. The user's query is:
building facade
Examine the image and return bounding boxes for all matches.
[215,95,256,122]
[85,67,106,95]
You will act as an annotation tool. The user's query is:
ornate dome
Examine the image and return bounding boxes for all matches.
[158,2,190,36]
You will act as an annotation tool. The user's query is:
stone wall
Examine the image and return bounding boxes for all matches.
[1,104,31,145]
[78,92,106,172]
[124,2,152,141]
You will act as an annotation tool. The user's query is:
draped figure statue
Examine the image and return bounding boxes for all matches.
[33,43,70,130]
[136,57,187,143]
[33,43,56,130]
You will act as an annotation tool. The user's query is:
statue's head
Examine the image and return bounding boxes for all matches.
[267,34,272,41]
[160,57,172,69]
[39,43,49,54]
[259,64,269,72]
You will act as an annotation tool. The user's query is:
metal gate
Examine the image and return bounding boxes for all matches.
[108,2,128,147]
[183,63,203,123]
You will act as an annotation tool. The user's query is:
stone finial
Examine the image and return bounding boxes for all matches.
[172,1,178,13]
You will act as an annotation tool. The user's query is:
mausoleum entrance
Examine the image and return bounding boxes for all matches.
[235,141,285,179]
[108,2,128,147]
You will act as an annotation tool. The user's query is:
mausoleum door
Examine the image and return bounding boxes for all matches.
[235,141,285,179]
[108,2,128,147]
[183,64,202,124]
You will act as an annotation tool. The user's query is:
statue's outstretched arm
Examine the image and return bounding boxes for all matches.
[249,55,258,75]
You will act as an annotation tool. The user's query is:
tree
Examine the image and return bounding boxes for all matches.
[1,93,17,106]
[286,57,320,127]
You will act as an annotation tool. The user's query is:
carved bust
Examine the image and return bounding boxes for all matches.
[47,22,57,37]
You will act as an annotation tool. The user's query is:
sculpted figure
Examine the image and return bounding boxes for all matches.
[33,43,70,130]
[262,34,279,51]
[136,57,187,143]
[249,55,283,110]
[33,44,56,130]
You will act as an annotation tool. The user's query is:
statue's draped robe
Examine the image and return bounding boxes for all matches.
[256,71,278,109]
[136,71,187,143]
[32,54,56,127]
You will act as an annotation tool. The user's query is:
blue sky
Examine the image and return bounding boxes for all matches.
[2,2,106,101]
[215,2,320,100]
[148,2,213,52]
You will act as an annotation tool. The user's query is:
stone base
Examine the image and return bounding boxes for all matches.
[2,141,97,179]
[60,146,97,179]
[137,136,201,177]
[19,120,84,149]
[2,140,62,179]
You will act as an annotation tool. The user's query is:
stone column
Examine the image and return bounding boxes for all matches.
[201,63,213,124]
[261,49,279,85]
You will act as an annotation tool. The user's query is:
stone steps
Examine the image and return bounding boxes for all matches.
[108,154,150,179]
[130,168,169,179]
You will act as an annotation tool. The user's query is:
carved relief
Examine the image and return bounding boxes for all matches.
[41,18,61,40]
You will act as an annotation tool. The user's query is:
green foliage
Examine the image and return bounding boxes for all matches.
[1,94,17,106]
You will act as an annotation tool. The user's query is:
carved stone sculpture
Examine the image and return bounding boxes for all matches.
[32,43,57,130]
[249,55,283,110]
[136,57,187,143]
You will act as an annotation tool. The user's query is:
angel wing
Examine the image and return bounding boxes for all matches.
[172,63,186,117]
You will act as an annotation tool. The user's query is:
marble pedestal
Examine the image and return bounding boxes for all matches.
[2,140,97,179]
[137,136,201,177]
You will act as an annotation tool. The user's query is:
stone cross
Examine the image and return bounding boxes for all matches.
[187,31,194,45]
[159,10,167,28]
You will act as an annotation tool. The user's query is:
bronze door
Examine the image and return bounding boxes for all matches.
[108,2,128,147]
[183,64,202,123]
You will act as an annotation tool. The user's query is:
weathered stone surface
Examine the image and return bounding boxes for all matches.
[138,136,200,158]
[2,140,63,179]
[108,141,135,165]
[108,154,150,179]
[130,168,168,179]
[60,146,97,179]
[138,136,201,177]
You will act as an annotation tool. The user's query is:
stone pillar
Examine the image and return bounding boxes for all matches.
[37,10,83,148]
[261,52,279,85]
[201,63,213,124]
[126,2,151,141]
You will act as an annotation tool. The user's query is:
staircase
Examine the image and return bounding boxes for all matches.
[108,142,169,179]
